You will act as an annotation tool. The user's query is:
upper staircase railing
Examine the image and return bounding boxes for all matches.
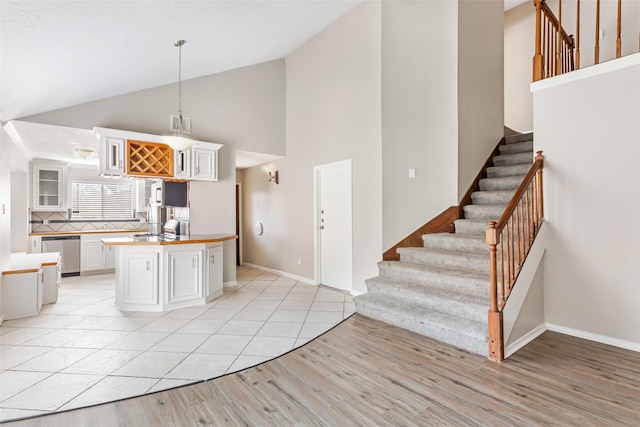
[486,152,545,362]
[533,0,626,81]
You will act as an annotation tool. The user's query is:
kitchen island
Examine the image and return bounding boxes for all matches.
[102,234,236,312]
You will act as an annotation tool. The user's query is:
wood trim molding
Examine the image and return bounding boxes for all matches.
[383,206,458,261]
[458,137,506,219]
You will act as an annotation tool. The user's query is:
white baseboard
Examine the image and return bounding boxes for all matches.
[505,323,547,359]
[242,262,316,286]
[546,323,640,353]
[223,281,237,288]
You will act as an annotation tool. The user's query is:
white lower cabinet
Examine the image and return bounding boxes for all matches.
[81,233,129,273]
[206,244,223,301]
[113,242,224,312]
[81,237,105,271]
[166,250,202,305]
[120,252,158,306]
[28,236,42,253]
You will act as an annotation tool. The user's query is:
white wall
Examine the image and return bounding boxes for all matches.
[10,171,28,252]
[533,55,640,348]
[505,2,535,132]
[22,60,286,283]
[381,0,459,250]
[242,1,382,293]
[457,0,504,200]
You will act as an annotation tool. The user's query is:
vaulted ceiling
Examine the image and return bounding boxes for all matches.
[0,0,359,122]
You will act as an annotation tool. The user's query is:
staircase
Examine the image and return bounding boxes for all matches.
[354,133,534,356]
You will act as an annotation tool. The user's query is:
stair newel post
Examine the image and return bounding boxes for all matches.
[533,0,545,81]
[616,0,622,58]
[487,221,504,362]
[535,151,545,224]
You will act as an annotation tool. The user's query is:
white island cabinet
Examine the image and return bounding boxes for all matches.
[103,234,235,312]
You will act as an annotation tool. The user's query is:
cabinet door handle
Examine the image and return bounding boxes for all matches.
[192,257,197,269]
[146,260,150,271]
[210,255,214,264]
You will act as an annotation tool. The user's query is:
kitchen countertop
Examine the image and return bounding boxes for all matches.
[30,229,143,236]
[101,234,237,246]
[3,252,61,275]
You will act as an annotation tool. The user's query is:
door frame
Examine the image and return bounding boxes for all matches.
[236,183,243,266]
[313,159,353,289]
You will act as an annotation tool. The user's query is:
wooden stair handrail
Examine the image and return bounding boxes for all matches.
[495,152,544,230]
[487,151,545,362]
[533,0,627,81]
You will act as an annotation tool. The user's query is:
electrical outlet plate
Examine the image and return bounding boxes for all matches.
[170,115,192,134]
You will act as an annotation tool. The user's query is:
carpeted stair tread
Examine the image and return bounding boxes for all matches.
[486,163,530,178]
[354,293,488,356]
[498,140,533,155]
[479,175,524,191]
[493,152,533,166]
[363,277,488,322]
[463,204,507,220]
[397,247,489,275]
[505,132,533,144]
[378,261,489,293]
[471,190,515,205]
[422,233,488,252]
[454,219,494,236]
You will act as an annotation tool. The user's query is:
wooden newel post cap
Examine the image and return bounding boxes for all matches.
[486,221,498,245]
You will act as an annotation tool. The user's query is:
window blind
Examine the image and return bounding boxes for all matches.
[71,182,133,219]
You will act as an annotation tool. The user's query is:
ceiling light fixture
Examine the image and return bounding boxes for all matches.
[74,147,95,159]
[164,39,197,152]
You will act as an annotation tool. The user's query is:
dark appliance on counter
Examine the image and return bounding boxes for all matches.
[150,180,189,207]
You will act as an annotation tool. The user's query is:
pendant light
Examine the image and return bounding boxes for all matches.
[164,39,197,151]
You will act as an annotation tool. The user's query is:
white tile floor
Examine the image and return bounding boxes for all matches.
[0,266,355,422]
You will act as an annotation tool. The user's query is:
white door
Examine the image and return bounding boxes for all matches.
[316,159,352,292]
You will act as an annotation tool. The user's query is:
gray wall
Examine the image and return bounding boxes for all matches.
[457,0,504,200]
[242,1,382,293]
[534,57,640,347]
[22,60,287,283]
[381,0,459,250]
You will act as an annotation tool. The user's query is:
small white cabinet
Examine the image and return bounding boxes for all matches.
[32,164,66,211]
[174,150,192,179]
[205,244,223,301]
[192,147,217,181]
[119,252,158,306]
[28,235,42,253]
[166,250,202,305]
[81,235,105,272]
[100,137,125,176]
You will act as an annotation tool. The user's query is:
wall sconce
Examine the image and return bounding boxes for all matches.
[268,170,279,184]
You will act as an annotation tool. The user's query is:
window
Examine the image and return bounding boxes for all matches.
[71,181,133,219]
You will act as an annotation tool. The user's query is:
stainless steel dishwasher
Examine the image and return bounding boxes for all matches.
[41,235,81,277]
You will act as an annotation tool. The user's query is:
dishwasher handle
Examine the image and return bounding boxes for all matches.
[42,235,80,241]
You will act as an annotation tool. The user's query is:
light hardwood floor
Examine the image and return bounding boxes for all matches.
[4,314,640,426]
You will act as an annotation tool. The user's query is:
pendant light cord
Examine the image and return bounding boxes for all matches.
[174,40,186,134]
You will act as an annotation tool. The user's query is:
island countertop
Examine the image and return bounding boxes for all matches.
[101,234,237,246]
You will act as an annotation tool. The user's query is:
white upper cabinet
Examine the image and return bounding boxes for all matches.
[192,147,218,181]
[135,179,153,213]
[172,143,221,182]
[32,164,66,211]
[173,149,192,179]
[100,137,125,176]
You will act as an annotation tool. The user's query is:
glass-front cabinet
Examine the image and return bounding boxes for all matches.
[32,164,65,211]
